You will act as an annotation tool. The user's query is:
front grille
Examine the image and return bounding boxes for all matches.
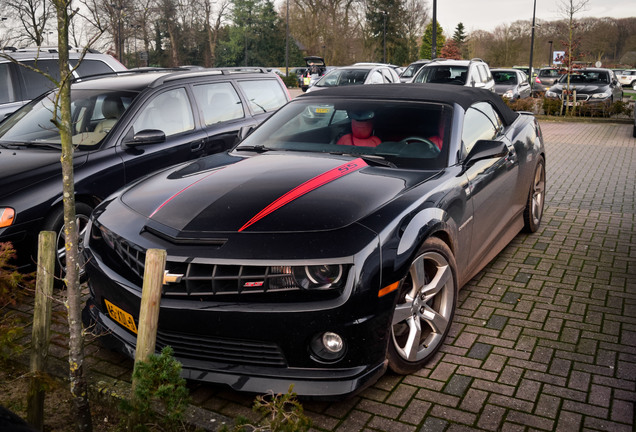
[90,223,346,302]
[156,330,287,367]
[164,263,300,296]
[560,93,589,101]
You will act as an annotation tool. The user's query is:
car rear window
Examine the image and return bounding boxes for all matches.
[236,79,288,114]
[70,59,116,77]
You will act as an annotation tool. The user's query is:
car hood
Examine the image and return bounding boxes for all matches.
[0,147,87,197]
[120,152,436,237]
[550,83,608,94]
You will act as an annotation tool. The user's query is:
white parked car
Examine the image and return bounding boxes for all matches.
[617,69,636,89]
[306,64,400,92]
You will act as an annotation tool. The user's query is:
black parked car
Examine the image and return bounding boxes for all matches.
[545,68,623,113]
[0,68,290,276]
[83,84,545,398]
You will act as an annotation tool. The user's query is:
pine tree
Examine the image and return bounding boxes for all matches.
[419,22,445,59]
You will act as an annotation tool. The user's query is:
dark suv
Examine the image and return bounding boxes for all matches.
[0,68,290,275]
[0,46,127,119]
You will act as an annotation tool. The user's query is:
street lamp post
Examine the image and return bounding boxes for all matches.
[111,3,125,64]
[528,0,537,90]
[285,0,289,76]
[431,0,437,59]
[381,11,388,63]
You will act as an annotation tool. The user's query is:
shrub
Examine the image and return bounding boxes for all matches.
[120,346,190,432]
[542,97,562,116]
[504,97,536,112]
[221,385,311,432]
[282,73,299,88]
[0,242,34,362]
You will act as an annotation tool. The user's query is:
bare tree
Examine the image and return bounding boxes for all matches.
[402,0,429,61]
[204,0,231,66]
[558,0,589,114]
[51,0,99,429]
[4,0,54,46]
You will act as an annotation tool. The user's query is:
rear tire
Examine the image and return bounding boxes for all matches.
[387,237,457,375]
[523,156,546,233]
[43,202,93,284]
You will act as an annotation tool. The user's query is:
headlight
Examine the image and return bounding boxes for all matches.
[0,208,15,228]
[292,264,343,290]
[545,90,558,98]
[503,90,514,98]
[591,92,611,99]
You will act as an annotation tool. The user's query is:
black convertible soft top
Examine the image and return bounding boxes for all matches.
[299,83,520,126]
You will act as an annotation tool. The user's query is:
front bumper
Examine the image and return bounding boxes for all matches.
[82,246,395,398]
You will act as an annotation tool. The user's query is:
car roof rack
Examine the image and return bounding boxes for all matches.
[70,66,273,87]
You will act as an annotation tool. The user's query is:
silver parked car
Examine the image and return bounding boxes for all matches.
[491,68,532,100]
[412,58,495,92]
[0,46,126,120]
[306,64,400,92]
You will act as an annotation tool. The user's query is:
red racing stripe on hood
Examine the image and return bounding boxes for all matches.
[149,166,229,218]
[238,158,367,232]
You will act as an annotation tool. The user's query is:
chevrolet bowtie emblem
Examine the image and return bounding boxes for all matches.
[163,271,183,285]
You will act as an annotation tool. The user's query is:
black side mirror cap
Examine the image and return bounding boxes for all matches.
[464,139,508,166]
[124,129,166,146]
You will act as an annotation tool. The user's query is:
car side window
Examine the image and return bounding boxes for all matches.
[132,87,195,136]
[0,63,16,104]
[236,79,288,114]
[462,103,498,156]
[381,69,394,83]
[193,82,244,126]
[476,65,486,83]
[369,71,384,84]
[469,66,481,85]
[21,60,61,99]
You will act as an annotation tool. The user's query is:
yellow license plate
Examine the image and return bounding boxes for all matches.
[104,299,138,334]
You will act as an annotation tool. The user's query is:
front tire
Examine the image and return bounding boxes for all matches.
[387,237,457,375]
[43,202,93,283]
[523,156,546,233]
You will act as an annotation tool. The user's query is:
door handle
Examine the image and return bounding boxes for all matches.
[190,140,204,152]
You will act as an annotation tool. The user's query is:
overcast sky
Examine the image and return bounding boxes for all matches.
[435,0,636,34]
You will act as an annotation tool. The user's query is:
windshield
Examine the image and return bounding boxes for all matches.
[235,98,452,170]
[413,65,468,85]
[558,70,610,84]
[0,89,136,148]
[401,63,426,79]
[492,71,518,84]
[315,69,370,88]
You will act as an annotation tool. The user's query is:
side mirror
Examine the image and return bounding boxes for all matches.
[238,124,256,141]
[124,129,166,146]
[464,139,508,166]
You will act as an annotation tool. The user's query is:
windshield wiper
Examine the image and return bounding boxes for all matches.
[328,151,396,168]
[21,142,62,150]
[235,145,273,153]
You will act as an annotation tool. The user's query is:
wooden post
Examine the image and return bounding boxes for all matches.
[132,248,166,391]
[27,231,55,431]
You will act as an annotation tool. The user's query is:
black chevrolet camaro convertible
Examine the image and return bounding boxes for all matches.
[83,84,545,398]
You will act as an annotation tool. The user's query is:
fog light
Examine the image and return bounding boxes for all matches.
[323,332,343,353]
[310,332,346,363]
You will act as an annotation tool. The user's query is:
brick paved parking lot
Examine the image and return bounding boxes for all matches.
[183,121,636,431]
[10,120,636,431]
